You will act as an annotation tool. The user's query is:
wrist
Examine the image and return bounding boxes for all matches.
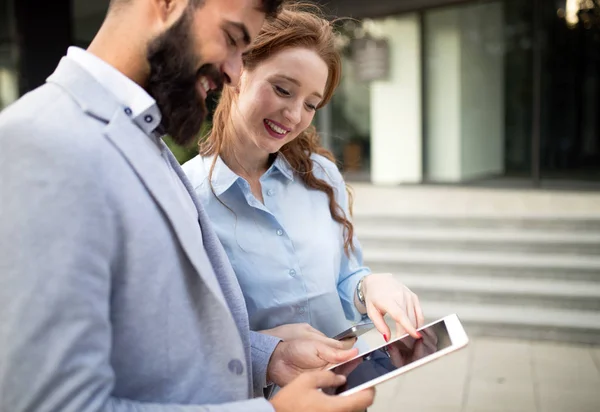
[355,275,370,314]
[269,399,282,412]
[359,274,374,301]
[266,341,285,386]
[356,277,366,305]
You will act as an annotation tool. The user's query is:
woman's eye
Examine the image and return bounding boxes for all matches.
[275,86,290,96]
[306,103,317,111]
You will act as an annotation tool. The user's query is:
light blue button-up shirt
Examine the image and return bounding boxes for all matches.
[183,153,371,339]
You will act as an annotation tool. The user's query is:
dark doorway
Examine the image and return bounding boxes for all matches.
[540,1,600,183]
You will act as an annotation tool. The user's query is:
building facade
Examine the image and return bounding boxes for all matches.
[1,0,599,189]
[318,0,600,188]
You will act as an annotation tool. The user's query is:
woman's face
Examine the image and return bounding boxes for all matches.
[231,46,329,156]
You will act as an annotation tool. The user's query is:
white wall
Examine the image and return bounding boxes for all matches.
[0,67,18,110]
[370,13,422,184]
[459,2,505,180]
[424,8,462,182]
[424,2,505,182]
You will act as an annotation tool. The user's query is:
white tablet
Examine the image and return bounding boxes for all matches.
[325,313,469,396]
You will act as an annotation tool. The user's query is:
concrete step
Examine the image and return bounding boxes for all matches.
[396,273,600,311]
[356,227,600,256]
[412,301,600,345]
[353,215,600,232]
[365,250,600,282]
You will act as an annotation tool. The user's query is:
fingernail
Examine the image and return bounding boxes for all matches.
[383,334,389,342]
[416,332,422,339]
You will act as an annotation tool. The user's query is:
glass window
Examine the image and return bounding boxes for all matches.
[540,0,600,182]
[423,0,533,183]
[328,20,372,181]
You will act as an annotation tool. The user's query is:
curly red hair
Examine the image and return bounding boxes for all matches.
[200,2,355,255]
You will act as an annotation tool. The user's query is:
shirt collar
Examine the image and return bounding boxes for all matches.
[204,156,241,197]
[206,153,295,197]
[271,154,295,182]
[66,46,162,136]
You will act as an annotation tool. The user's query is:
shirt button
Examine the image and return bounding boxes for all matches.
[144,115,154,123]
[289,269,296,277]
[124,107,132,116]
[267,189,274,196]
[228,359,244,376]
[276,229,283,236]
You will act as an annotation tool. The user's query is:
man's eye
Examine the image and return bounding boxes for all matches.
[226,32,237,47]
[275,86,290,96]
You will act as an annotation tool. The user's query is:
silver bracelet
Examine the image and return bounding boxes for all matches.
[356,277,366,305]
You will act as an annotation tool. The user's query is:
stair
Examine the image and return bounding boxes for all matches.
[359,227,600,255]
[355,215,600,344]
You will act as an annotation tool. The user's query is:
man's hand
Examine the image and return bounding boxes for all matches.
[270,371,375,412]
[261,323,356,350]
[267,339,359,387]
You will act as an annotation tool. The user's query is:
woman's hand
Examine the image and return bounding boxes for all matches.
[261,323,356,350]
[361,273,425,341]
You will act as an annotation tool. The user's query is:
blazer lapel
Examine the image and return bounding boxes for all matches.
[108,115,232,307]
[163,147,251,334]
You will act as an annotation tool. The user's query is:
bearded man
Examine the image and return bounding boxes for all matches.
[0,1,375,411]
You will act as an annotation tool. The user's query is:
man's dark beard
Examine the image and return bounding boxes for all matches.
[146,8,223,146]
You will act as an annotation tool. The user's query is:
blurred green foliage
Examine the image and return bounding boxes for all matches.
[163,121,212,165]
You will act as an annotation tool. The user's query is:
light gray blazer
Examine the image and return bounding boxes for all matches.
[0,57,279,412]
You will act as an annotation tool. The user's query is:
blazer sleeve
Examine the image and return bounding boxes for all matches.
[249,331,281,396]
[0,120,275,412]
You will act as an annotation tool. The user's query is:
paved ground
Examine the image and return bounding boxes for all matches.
[350,183,600,217]
[360,329,600,412]
[349,184,600,411]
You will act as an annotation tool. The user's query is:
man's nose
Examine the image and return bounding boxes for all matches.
[221,51,243,86]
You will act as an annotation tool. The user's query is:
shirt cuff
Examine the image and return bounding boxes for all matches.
[345,271,371,323]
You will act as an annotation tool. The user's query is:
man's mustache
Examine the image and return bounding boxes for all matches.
[197,64,225,94]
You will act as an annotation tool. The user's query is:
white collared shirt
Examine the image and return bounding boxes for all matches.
[66,47,199,225]
[67,46,162,135]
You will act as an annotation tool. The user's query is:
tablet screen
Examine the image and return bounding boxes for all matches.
[326,319,452,395]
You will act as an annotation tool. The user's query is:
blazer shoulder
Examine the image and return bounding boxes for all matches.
[0,84,113,182]
[1,83,105,144]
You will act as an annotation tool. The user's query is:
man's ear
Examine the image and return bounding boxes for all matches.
[152,0,188,26]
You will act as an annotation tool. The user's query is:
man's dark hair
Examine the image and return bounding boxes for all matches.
[258,0,285,18]
[109,0,285,18]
